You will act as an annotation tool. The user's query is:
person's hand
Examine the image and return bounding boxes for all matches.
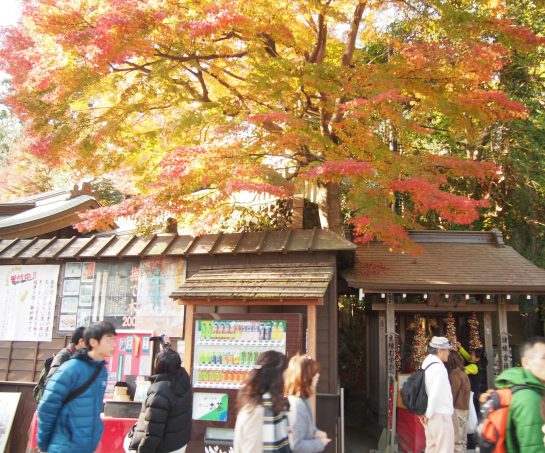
[480,390,493,404]
[315,430,327,440]
[319,436,331,447]
[455,341,461,350]
[418,415,428,426]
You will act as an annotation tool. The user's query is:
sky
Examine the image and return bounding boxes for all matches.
[1,0,22,27]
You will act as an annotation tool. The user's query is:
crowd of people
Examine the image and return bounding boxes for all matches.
[420,335,545,453]
[35,323,330,453]
[35,321,545,453]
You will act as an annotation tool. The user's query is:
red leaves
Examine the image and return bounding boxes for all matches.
[390,178,489,224]
[459,89,528,121]
[350,216,421,254]
[430,156,499,181]
[180,2,246,39]
[158,146,207,180]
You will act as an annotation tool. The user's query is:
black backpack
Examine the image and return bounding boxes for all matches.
[401,362,439,414]
[33,355,54,402]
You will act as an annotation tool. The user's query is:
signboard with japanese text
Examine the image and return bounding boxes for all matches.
[59,258,184,336]
[0,265,60,341]
[192,392,229,422]
[59,261,138,331]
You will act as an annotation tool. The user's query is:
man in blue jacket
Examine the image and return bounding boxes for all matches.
[38,321,116,453]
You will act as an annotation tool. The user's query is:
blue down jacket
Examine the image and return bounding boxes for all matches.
[37,350,107,453]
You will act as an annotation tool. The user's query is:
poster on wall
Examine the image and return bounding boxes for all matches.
[136,257,184,337]
[0,392,21,453]
[59,259,185,337]
[59,261,139,331]
[192,393,229,422]
[105,330,153,399]
[0,265,60,341]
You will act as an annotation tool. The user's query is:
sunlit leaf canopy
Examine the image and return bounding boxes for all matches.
[0,0,541,250]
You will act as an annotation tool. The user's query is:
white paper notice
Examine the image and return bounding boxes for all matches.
[0,265,60,341]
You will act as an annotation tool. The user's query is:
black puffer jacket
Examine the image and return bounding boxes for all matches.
[129,368,192,453]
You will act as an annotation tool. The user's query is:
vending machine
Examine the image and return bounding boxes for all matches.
[189,313,303,447]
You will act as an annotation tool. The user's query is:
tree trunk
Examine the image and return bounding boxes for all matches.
[316,181,344,236]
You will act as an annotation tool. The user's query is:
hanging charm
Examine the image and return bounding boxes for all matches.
[468,312,483,350]
[444,311,457,346]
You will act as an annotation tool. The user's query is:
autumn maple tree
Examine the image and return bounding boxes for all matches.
[0,0,541,249]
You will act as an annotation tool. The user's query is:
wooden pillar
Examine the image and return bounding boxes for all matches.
[184,303,195,374]
[378,309,387,426]
[497,295,512,371]
[483,312,494,388]
[385,294,396,378]
[307,304,317,419]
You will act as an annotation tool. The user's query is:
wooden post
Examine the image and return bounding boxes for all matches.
[184,303,194,375]
[378,310,387,426]
[497,295,511,371]
[483,312,494,388]
[307,304,317,419]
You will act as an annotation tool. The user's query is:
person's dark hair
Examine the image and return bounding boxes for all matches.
[237,350,288,414]
[84,321,116,350]
[520,336,545,359]
[70,326,86,345]
[428,346,438,355]
[446,351,464,373]
[154,348,181,378]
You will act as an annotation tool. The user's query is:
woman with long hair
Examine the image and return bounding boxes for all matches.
[234,350,291,453]
[446,351,471,453]
[127,348,192,453]
[285,354,330,453]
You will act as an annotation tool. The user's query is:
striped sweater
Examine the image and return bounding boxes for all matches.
[234,393,291,453]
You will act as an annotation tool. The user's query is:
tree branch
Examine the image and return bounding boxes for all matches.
[154,49,248,63]
[342,2,367,67]
[327,3,368,130]
[308,13,327,64]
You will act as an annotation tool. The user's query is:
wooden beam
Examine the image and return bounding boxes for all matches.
[172,297,324,306]
[371,303,520,312]
[498,295,511,371]
[183,304,195,375]
[307,304,317,420]
[483,312,494,389]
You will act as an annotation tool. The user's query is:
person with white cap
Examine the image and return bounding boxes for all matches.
[419,336,455,453]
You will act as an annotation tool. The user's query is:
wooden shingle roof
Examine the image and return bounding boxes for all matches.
[342,230,545,294]
[0,228,355,261]
[171,264,334,303]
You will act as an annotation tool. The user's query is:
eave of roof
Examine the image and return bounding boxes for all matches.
[342,231,545,294]
[171,263,334,303]
[0,195,100,239]
[0,228,355,260]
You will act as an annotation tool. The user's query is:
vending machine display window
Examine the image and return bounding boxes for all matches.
[192,319,287,389]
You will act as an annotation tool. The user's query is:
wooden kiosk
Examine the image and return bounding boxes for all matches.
[342,230,545,452]
[169,228,355,452]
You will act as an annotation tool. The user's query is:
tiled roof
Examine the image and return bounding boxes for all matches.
[0,228,355,261]
[342,231,545,294]
[171,264,334,300]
